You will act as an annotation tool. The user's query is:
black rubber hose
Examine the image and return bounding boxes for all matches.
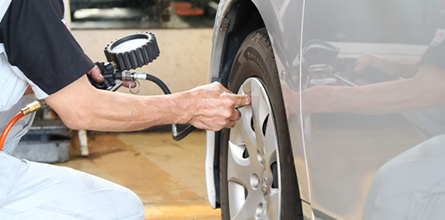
[145,74,171,94]
[144,74,196,141]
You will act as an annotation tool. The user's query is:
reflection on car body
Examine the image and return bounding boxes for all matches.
[206,0,445,219]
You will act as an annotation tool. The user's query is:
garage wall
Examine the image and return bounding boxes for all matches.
[72,29,213,95]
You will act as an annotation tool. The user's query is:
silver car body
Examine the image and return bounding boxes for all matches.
[206,0,445,219]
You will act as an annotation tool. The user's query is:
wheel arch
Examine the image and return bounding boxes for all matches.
[209,0,266,209]
[216,0,265,87]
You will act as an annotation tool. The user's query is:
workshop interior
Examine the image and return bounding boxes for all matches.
[6,0,441,219]
[4,0,221,219]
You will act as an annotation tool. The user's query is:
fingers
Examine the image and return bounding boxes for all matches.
[225,120,237,129]
[218,109,241,129]
[88,66,105,83]
[231,94,252,107]
[215,83,250,124]
[354,54,374,73]
[230,108,242,121]
[188,82,251,131]
[122,81,137,88]
[212,82,252,107]
[89,65,136,88]
[354,62,367,73]
[189,105,242,131]
[200,118,238,131]
[195,120,237,131]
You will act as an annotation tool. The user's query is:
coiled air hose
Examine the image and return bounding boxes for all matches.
[99,32,197,141]
[89,69,196,141]
[138,73,196,141]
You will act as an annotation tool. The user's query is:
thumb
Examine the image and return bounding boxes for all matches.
[88,66,105,83]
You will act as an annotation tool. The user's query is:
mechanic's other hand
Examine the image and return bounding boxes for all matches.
[87,65,136,88]
[185,82,251,131]
[354,54,377,73]
[87,66,105,83]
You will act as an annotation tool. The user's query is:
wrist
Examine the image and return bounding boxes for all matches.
[169,91,195,124]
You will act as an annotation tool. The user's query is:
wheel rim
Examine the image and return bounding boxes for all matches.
[227,78,281,220]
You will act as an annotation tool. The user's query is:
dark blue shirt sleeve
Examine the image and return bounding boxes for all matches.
[421,38,445,69]
[421,12,445,70]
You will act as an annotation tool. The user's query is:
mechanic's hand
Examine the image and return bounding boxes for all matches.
[184,82,251,131]
[87,65,136,88]
[87,65,105,83]
[354,54,377,73]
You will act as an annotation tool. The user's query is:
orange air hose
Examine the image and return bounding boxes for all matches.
[0,112,25,151]
[0,100,46,151]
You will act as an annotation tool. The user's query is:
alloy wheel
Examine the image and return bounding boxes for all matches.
[227,77,281,220]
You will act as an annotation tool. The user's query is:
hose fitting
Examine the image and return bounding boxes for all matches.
[21,100,47,116]
[0,100,47,151]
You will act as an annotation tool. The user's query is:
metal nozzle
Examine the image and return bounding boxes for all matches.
[121,71,133,81]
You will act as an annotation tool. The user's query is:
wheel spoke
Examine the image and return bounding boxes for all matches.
[237,108,257,155]
[237,106,263,169]
[262,113,278,158]
[267,189,280,220]
[227,141,253,187]
[232,190,264,220]
[251,82,270,156]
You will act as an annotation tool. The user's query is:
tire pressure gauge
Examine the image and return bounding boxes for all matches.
[90,32,195,141]
[90,32,160,91]
[104,32,160,71]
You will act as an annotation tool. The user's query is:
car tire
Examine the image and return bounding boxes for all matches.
[220,28,302,220]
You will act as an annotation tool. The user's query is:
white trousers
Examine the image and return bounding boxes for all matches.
[363,134,445,220]
[1,97,144,219]
[0,152,144,220]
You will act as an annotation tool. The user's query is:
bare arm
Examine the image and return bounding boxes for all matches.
[303,63,445,116]
[44,72,251,132]
[354,54,420,78]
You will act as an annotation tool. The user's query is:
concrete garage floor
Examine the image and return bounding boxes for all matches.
[58,131,220,220]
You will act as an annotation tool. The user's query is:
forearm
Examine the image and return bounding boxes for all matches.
[78,92,192,131]
[305,81,424,115]
[45,75,192,132]
[357,54,419,77]
[305,64,445,115]
[45,75,249,132]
